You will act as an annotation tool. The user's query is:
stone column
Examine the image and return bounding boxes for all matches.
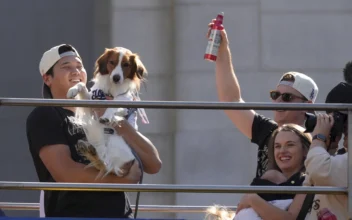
[110,0,176,219]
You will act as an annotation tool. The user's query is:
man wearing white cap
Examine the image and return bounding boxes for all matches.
[26,44,161,218]
[207,19,319,178]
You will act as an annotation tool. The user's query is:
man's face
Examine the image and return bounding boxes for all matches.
[272,84,309,125]
[44,56,87,98]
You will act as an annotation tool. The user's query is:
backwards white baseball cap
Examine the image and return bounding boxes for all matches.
[278,71,319,103]
[39,44,81,98]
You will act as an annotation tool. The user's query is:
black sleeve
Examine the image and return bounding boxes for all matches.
[26,107,69,156]
[251,113,278,148]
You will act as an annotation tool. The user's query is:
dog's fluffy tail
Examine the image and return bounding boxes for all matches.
[204,205,236,220]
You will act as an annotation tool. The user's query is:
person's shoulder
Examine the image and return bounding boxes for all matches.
[27,106,57,119]
[26,106,64,126]
[250,177,277,186]
[254,113,278,127]
[252,113,278,135]
[251,113,278,147]
[286,171,306,186]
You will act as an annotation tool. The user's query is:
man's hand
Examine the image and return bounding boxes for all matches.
[124,160,142,183]
[112,119,134,136]
[207,19,229,52]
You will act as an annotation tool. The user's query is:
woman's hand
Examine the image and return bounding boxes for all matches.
[236,194,257,214]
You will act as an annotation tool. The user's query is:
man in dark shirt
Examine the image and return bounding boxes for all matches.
[207,20,319,177]
[26,44,162,218]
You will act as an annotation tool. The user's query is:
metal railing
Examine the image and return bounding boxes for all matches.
[0,98,351,218]
[1,97,351,111]
[0,203,237,213]
[0,182,346,194]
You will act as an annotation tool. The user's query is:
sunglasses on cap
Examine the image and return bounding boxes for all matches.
[270,90,308,102]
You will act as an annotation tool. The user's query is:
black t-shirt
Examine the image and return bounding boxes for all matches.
[251,114,278,177]
[26,106,132,218]
[250,171,305,202]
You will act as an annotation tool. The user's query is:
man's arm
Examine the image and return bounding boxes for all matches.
[115,120,162,174]
[305,140,347,187]
[26,107,140,184]
[212,25,256,139]
[39,144,140,183]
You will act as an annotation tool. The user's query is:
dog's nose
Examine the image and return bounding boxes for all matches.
[112,75,121,83]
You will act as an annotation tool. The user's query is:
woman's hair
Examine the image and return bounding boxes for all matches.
[267,123,312,172]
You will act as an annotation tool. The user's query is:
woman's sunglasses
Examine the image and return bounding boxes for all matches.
[270,90,307,102]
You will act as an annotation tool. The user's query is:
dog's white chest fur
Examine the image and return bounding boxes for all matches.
[67,81,138,178]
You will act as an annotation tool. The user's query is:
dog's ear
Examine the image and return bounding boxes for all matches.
[94,49,112,76]
[130,53,147,79]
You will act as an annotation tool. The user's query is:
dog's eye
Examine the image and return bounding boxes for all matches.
[122,63,129,68]
[109,61,115,65]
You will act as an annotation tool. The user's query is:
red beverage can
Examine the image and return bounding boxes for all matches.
[204,12,224,62]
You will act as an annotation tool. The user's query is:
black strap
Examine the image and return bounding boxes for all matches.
[124,108,137,120]
[296,193,315,220]
[130,148,143,219]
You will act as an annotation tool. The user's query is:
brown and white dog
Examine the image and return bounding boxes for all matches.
[67,47,148,178]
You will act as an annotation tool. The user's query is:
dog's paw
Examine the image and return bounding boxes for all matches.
[99,117,110,124]
[76,82,86,90]
[67,82,86,98]
[67,85,84,98]
[113,115,125,122]
[99,109,115,124]
[99,115,123,127]
[67,87,79,99]
[116,108,128,116]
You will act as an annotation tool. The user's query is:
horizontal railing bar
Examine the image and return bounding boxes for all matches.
[0,182,346,194]
[0,203,38,211]
[1,98,352,111]
[0,203,237,213]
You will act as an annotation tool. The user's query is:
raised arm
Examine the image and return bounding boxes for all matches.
[208,20,255,139]
[305,113,348,187]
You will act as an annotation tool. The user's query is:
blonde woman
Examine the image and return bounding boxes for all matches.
[206,124,311,220]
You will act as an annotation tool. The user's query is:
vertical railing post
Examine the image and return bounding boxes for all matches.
[348,109,352,219]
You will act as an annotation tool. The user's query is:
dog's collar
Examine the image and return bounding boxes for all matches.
[108,89,134,98]
[117,89,129,97]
